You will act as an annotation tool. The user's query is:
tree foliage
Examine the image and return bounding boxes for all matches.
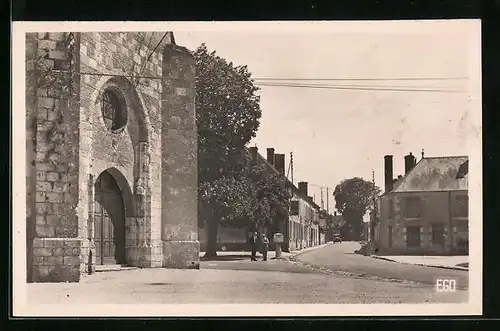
[195,44,261,184]
[248,163,292,230]
[333,177,380,239]
[196,44,285,257]
[195,43,261,214]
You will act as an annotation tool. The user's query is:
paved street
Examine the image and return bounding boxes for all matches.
[27,243,467,304]
[295,242,469,289]
[374,255,468,269]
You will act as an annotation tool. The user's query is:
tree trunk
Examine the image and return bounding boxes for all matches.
[204,217,219,259]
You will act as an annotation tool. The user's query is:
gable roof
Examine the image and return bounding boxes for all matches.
[390,156,468,193]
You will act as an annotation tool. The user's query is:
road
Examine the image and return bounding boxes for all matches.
[295,241,469,289]
[27,244,468,305]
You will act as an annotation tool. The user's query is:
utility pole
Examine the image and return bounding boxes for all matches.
[320,187,324,210]
[326,187,329,214]
[290,152,294,185]
[286,156,291,179]
[370,169,377,243]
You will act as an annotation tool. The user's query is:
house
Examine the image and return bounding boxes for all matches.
[375,152,469,255]
[288,181,321,251]
[26,32,199,283]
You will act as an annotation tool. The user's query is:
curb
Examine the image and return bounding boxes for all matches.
[199,243,332,262]
[370,255,469,271]
[290,242,334,259]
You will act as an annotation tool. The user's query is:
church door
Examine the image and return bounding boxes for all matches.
[94,171,126,265]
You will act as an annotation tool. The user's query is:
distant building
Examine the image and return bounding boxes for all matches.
[325,211,344,241]
[288,181,321,251]
[375,153,469,255]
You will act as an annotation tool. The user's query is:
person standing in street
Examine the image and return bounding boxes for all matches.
[261,234,270,261]
[250,232,258,261]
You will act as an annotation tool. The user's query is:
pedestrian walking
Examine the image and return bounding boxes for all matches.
[261,234,270,261]
[250,232,258,261]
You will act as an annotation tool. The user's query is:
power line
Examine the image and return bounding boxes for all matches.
[137,32,156,78]
[256,82,455,89]
[255,83,459,92]
[308,182,336,191]
[256,82,464,93]
[253,77,468,81]
[43,69,176,81]
[147,32,169,62]
[43,69,466,94]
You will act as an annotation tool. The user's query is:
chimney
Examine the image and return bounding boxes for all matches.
[384,155,394,193]
[298,181,308,197]
[266,148,275,165]
[274,153,285,174]
[249,146,258,164]
[404,152,417,174]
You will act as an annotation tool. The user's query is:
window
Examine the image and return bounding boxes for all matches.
[454,195,469,217]
[101,89,127,133]
[290,201,299,215]
[432,224,445,246]
[404,196,421,218]
[388,226,393,247]
[406,226,421,248]
[388,198,394,219]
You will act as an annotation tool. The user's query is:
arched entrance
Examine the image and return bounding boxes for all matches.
[94,170,126,265]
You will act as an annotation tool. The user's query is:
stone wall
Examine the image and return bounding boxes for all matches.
[77,32,165,269]
[26,32,83,282]
[26,33,38,283]
[32,238,81,282]
[161,41,200,269]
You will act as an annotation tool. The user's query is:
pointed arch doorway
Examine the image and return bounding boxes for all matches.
[94,170,126,265]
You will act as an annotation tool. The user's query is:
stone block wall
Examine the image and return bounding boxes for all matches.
[26,33,38,283]
[26,32,83,282]
[32,238,81,282]
[161,41,200,269]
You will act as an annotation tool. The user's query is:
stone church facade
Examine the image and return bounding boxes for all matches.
[25,32,199,283]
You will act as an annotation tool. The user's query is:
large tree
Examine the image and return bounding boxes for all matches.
[333,177,380,240]
[195,44,262,258]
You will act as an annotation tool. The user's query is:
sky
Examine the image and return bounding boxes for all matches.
[173,21,481,219]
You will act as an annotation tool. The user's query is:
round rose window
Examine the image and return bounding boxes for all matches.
[101,89,127,133]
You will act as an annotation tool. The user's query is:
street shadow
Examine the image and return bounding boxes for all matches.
[200,255,251,261]
[148,282,172,286]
